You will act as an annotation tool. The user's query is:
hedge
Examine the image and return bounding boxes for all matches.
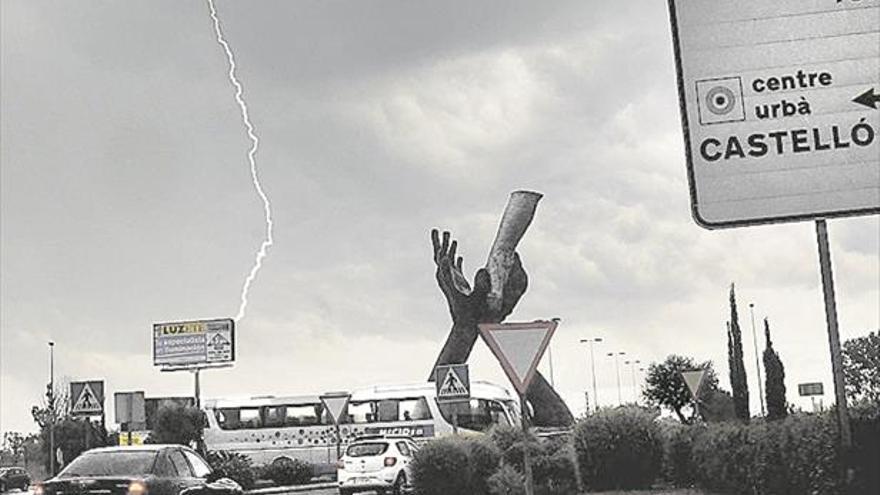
[689,413,842,495]
[572,406,663,491]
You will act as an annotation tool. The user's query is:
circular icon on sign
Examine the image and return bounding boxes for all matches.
[705,86,737,116]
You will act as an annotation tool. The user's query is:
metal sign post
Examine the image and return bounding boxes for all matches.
[435,364,471,436]
[815,220,853,453]
[478,320,559,495]
[667,2,877,484]
[681,369,707,422]
[71,381,104,452]
[320,392,351,460]
[154,318,235,407]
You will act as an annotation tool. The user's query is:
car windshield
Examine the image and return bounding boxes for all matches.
[58,451,157,477]
[346,442,389,457]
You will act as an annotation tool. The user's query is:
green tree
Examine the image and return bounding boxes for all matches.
[842,330,880,404]
[699,388,737,423]
[31,384,108,471]
[762,318,787,420]
[2,432,26,465]
[643,354,719,423]
[146,404,205,447]
[727,284,750,422]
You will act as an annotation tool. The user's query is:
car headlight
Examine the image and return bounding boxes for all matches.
[127,480,148,495]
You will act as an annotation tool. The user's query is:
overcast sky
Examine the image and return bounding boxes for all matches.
[2,0,878,434]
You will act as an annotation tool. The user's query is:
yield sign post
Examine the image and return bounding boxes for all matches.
[320,392,351,460]
[478,319,559,495]
[681,369,706,421]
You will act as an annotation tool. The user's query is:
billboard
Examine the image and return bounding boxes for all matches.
[668,0,879,228]
[153,318,234,368]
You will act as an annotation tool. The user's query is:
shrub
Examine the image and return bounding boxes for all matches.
[659,420,700,487]
[488,426,576,495]
[573,406,663,491]
[531,434,579,495]
[690,413,842,495]
[466,436,502,495]
[146,405,205,446]
[410,438,472,495]
[849,400,880,494]
[262,457,313,486]
[206,451,256,490]
[488,463,525,495]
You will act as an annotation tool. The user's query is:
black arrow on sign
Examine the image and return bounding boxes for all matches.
[853,88,880,109]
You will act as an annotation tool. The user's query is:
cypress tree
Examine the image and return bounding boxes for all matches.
[763,318,788,420]
[727,284,750,422]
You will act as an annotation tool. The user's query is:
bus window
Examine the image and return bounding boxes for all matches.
[376,400,398,422]
[400,398,432,421]
[284,404,325,426]
[215,408,240,430]
[348,401,377,423]
[437,399,511,432]
[264,406,285,427]
[240,408,262,429]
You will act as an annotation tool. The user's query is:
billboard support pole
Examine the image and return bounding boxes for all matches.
[815,219,853,480]
[193,369,201,409]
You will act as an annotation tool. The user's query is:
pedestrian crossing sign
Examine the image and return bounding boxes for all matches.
[70,381,104,417]
[435,364,470,402]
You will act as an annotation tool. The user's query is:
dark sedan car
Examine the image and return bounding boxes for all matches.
[0,467,31,492]
[35,445,240,495]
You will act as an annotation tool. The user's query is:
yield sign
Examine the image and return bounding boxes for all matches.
[320,392,351,426]
[478,320,558,396]
[681,369,707,399]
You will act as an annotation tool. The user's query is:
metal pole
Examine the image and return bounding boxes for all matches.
[749,303,766,416]
[193,369,201,408]
[610,352,624,406]
[589,342,598,411]
[580,338,602,412]
[49,341,55,477]
[814,219,853,454]
[519,394,534,495]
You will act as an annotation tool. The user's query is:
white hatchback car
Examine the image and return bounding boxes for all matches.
[337,435,417,495]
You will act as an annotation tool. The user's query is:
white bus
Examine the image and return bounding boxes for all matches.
[202,381,519,474]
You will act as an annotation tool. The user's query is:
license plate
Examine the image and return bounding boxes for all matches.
[353,477,372,485]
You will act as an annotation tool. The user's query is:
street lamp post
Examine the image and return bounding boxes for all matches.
[608,351,626,406]
[749,303,766,416]
[625,359,641,404]
[48,341,55,477]
[579,338,603,412]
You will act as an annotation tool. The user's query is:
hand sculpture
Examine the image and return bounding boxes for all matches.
[427,192,574,427]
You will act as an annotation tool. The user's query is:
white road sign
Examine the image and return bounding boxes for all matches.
[478,320,558,396]
[668,0,880,228]
[153,318,234,368]
[320,392,351,426]
[435,364,470,402]
[681,369,707,399]
[70,381,104,417]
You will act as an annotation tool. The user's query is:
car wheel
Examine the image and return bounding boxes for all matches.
[389,472,406,495]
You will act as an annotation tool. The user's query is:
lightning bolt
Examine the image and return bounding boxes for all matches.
[207,0,273,322]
